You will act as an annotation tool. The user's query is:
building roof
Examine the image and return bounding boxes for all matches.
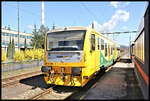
[1,28,33,36]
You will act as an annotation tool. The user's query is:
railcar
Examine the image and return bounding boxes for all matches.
[117,45,120,59]
[130,42,135,59]
[41,27,120,87]
[132,3,149,99]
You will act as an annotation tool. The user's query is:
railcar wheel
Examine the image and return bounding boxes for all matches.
[100,66,105,73]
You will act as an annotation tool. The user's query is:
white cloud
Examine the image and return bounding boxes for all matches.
[121,2,131,8]
[89,9,130,33]
[111,2,130,8]
[27,25,34,30]
[110,1,119,8]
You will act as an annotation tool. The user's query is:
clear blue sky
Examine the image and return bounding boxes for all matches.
[2,1,148,46]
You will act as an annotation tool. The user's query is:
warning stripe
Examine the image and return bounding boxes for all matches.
[134,59,149,86]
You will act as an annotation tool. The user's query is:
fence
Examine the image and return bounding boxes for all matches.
[1,59,44,72]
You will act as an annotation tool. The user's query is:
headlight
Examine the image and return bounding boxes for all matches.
[47,66,52,71]
[72,67,82,76]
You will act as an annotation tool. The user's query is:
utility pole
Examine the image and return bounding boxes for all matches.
[18,2,20,50]
[129,32,131,52]
[41,1,44,34]
[52,23,56,30]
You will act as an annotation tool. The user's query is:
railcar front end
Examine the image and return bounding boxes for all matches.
[42,28,89,87]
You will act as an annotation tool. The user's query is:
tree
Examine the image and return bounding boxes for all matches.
[38,25,49,49]
[24,38,27,50]
[8,25,11,30]
[7,37,12,58]
[30,24,39,49]
[7,37,15,59]
[30,24,49,49]
[12,38,15,58]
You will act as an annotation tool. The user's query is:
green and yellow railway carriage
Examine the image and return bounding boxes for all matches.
[41,27,120,87]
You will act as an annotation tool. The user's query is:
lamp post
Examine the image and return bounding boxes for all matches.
[41,1,44,33]
[18,2,20,50]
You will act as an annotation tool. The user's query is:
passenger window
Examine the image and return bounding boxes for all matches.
[108,44,110,56]
[91,34,95,50]
[111,45,113,55]
[97,37,100,50]
[105,43,107,56]
[101,39,104,50]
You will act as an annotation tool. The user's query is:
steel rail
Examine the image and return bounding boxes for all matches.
[28,87,54,99]
[2,71,42,88]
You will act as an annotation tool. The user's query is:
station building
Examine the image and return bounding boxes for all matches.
[1,28,33,52]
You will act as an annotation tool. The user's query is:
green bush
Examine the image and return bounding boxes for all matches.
[1,49,6,62]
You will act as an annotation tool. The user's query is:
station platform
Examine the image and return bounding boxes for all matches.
[80,53,143,100]
[112,53,134,68]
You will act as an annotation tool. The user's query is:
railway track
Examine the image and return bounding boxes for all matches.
[29,87,54,99]
[2,71,42,88]
[2,62,114,100]
[29,64,113,100]
[27,85,77,100]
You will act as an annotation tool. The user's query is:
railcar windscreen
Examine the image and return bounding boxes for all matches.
[47,30,86,51]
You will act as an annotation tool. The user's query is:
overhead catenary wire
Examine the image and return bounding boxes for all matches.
[80,2,99,22]
[101,31,137,34]
[4,3,42,19]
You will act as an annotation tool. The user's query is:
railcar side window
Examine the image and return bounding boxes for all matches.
[111,45,113,55]
[91,34,95,50]
[98,37,100,50]
[108,44,110,56]
[105,43,107,56]
[101,39,104,50]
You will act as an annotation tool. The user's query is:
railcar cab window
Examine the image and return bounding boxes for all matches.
[47,30,85,51]
[91,34,95,50]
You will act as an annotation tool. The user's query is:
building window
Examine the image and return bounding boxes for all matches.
[2,33,5,36]
[2,42,5,45]
[6,33,9,36]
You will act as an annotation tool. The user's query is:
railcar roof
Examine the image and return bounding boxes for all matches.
[47,27,87,33]
[47,26,119,45]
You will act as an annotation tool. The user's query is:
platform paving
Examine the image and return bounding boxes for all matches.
[80,54,143,100]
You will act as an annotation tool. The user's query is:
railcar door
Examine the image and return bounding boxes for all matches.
[108,43,111,60]
[95,35,100,71]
